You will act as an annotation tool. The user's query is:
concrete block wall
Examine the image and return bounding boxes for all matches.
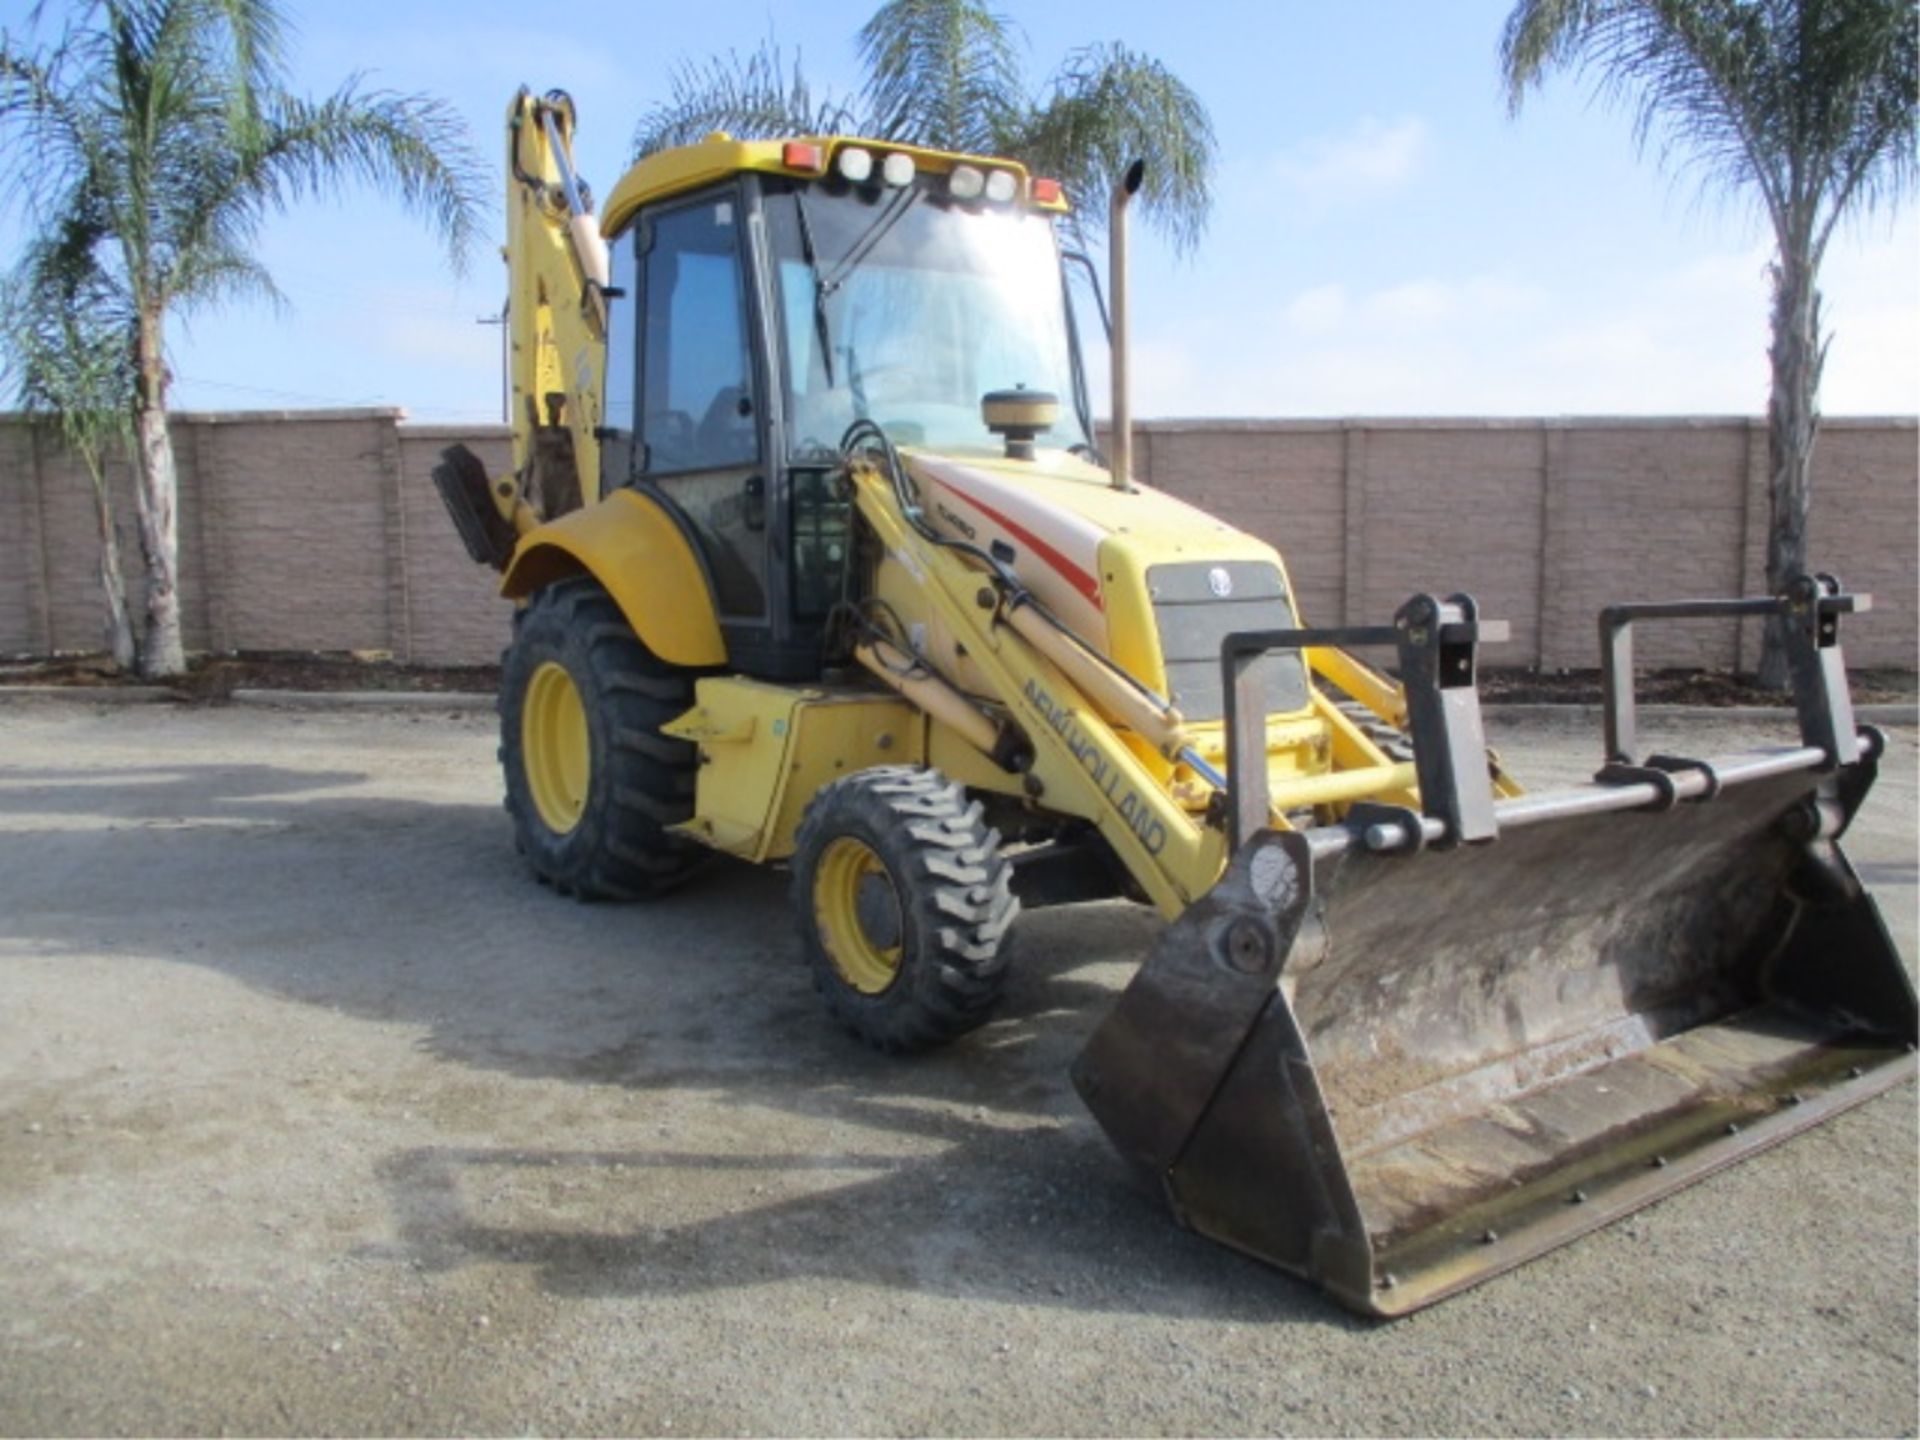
[0,422,151,657]
[1800,423,1919,672]
[0,423,46,655]
[190,412,393,653]
[3,410,1913,671]
[1131,417,1916,672]
[396,427,515,665]
[1538,422,1751,670]
[0,410,515,667]
[1353,424,1546,662]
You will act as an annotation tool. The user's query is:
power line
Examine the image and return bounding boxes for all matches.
[476,304,509,424]
[174,374,499,422]
[176,374,382,406]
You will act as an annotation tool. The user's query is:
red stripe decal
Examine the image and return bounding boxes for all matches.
[932,480,1104,611]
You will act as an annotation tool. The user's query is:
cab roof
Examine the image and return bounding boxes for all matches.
[600,134,1071,237]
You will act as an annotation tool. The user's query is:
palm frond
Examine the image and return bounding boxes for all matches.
[1501,0,1917,689]
[1499,0,1916,250]
[4,0,486,312]
[0,0,482,679]
[1506,2,1779,221]
[1788,0,1917,252]
[632,41,858,157]
[168,241,284,315]
[3,237,137,458]
[225,80,489,272]
[0,36,115,224]
[202,0,289,95]
[1012,42,1216,254]
[1501,0,1608,107]
[856,0,1023,153]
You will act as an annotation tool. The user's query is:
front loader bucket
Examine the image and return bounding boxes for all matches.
[1072,580,1916,1317]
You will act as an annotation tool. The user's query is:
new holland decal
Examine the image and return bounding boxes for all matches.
[1020,676,1168,856]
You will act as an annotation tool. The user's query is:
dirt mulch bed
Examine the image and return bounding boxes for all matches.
[1479,667,1916,707]
[0,652,499,701]
[2,653,1914,707]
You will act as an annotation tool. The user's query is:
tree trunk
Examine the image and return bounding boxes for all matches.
[1756,244,1823,691]
[83,455,139,671]
[130,310,187,678]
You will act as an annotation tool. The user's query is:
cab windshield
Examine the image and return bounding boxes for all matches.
[765,178,1089,460]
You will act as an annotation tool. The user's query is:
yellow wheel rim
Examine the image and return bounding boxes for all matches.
[523,660,591,834]
[813,836,904,995]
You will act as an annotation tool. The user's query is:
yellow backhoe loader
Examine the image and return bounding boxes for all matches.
[433,88,1915,1317]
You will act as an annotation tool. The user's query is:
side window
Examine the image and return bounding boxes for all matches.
[600,231,640,488]
[641,197,757,474]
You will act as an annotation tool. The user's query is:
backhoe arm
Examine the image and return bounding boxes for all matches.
[502,87,611,522]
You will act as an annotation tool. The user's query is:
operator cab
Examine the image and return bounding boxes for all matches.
[598,141,1094,680]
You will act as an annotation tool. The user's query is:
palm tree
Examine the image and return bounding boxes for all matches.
[0,0,486,677]
[3,247,139,670]
[1502,0,1916,687]
[632,0,1216,254]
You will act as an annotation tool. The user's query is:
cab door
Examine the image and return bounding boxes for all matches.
[627,186,778,664]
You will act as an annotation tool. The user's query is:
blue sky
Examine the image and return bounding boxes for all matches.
[3,0,1915,422]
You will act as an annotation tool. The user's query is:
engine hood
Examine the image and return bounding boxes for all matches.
[905,449,1265,652]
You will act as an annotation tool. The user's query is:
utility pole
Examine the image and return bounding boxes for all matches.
[476,303,509,423]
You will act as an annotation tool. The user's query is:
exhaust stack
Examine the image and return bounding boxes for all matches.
[1108,159,1145,491]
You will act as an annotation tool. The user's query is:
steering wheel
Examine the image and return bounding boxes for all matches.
[697,386,753,456]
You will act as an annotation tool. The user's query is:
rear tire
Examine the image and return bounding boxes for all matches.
[499,577,706,899]
[792,767,1018,1053]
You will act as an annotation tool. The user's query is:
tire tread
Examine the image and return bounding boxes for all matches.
[500,577,706,900]
[791,767,1019,1053]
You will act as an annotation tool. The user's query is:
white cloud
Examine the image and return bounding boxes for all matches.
[1361,280,1455,328]
[379,312,498,369]
[1127,220,1918,419]
[1816,228,1920,413]
[1277,275,1537,346]
[1271,116,1431,202]
[1364,276,1544,329]
[1284,284,1348,334]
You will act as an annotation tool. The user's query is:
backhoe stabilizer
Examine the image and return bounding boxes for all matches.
[1072,577,1917,1317]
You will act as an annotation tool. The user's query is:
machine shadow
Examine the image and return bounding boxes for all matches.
[0,755,1346,1324]
[369,1119,1351,1328]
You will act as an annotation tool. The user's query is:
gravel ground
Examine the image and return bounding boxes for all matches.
[0,699,1913,1438]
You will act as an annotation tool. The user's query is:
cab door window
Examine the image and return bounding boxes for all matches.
[599,230,640,491]
[639,192,765,616]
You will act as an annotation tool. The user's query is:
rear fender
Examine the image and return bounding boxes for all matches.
[501,489,725,667]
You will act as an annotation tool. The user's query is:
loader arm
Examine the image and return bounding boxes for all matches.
[848,464,1454,916]
[850,466,1224,917]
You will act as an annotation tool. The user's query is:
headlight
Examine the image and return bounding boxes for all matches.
[881,152,916,187]
[984,168,1018,203]
[948,164,985,201]
[836,146,873,183]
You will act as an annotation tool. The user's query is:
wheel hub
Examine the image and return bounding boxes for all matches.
[813,836,904,994]
[523,660,590,834]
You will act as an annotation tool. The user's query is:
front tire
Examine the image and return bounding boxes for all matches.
[499,577,705,898]
[792,767,1018,1052]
